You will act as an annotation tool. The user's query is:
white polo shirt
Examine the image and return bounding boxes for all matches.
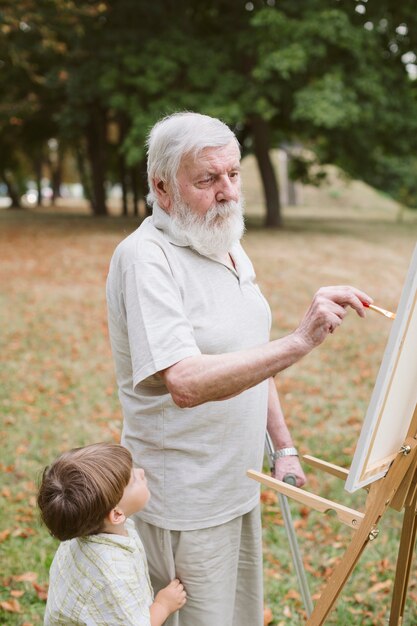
[106,204,271,530]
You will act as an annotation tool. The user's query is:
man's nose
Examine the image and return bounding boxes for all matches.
[215,175,239,203]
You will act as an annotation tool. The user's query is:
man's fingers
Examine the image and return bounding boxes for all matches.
[274,457,307,488]
[317,286,373,318]
[296,285,373,350]
[339,290,372,318]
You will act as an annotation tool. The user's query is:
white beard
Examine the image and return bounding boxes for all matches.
[169,198,245,257]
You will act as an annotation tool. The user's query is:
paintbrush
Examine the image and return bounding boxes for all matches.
[364,302,396,320]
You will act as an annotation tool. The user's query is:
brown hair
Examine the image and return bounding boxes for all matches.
[37,442,132,541]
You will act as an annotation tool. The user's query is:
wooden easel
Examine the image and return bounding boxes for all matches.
[248,403,417,625]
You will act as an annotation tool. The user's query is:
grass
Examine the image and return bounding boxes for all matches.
[1,204,417,625]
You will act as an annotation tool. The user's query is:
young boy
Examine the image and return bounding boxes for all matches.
[37,442,186,625]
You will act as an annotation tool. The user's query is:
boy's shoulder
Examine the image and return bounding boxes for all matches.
[53,520,142,574]
[45,520,152,625]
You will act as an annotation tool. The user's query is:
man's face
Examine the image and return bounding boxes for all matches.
[173,141,241,217]
[154,140,244,257]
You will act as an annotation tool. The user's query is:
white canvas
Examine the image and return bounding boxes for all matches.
[345,244,417,493]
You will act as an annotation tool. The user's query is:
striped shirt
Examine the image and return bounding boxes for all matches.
[44,519,153,625]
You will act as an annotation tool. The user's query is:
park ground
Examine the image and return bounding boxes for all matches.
[1,189,417,624]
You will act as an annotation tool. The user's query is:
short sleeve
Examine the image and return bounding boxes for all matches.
[86,577,152,626]
[122,247,201,389]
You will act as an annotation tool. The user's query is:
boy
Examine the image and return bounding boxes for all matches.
[37,442,186,625]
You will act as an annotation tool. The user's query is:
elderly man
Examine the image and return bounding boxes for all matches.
[106,112,372,626]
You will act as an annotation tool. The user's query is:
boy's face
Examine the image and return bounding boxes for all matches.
[118,467,150,517]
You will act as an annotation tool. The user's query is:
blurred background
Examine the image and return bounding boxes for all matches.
[2,0,417,227]
[2,2,417,624]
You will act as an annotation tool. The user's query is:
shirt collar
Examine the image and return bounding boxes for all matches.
[78,519,137,553]
[151,203,242,266]
[151,203,189,247]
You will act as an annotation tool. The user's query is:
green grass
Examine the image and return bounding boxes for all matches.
[1,207,417,624]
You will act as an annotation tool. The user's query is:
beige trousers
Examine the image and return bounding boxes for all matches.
[134,505,264,626]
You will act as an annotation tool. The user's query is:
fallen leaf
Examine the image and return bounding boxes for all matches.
[369,579,392,594]
[0,528,11,542]
[263,606,273,625]
[12,571,38,582]
[11,527,36,538]
[261,490,278,505]
[33,582,48,601]
[0,598,22,613]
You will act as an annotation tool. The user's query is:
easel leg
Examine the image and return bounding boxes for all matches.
[306,511,377,625]
[306,444,417,626]
[389,503,417,625]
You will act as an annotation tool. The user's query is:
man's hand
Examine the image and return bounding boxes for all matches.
[294,286,373,351]
[161,286,373,408]
[273,455,306,488]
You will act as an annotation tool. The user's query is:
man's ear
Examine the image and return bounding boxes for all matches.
[107,507,126,527]
[153,177,172,212]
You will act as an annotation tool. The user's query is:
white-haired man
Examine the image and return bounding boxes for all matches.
[106,112,372,626]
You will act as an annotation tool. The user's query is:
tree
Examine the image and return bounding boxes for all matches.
[107,0,417,225]
[2,0,417,223]
[0,0,115,215]
[0,1,74,208]
[235,1,417,221]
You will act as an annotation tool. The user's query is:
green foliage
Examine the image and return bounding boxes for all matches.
[1,0,417,214]
[293,73,362,129]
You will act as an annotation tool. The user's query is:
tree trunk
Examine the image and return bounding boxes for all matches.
[138,157,151,217]
[51,151,62,205]
[3,171,22,209]
[251,115,282,228]
[34,158,43,207]
[75,143,93,204]
[120,155,128,216]
[85,109,108,216]
[131,167,139,217]
[116,115,129,216]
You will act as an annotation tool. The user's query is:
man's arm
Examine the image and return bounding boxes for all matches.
[266,377,306,487]
[160,285,372,408]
